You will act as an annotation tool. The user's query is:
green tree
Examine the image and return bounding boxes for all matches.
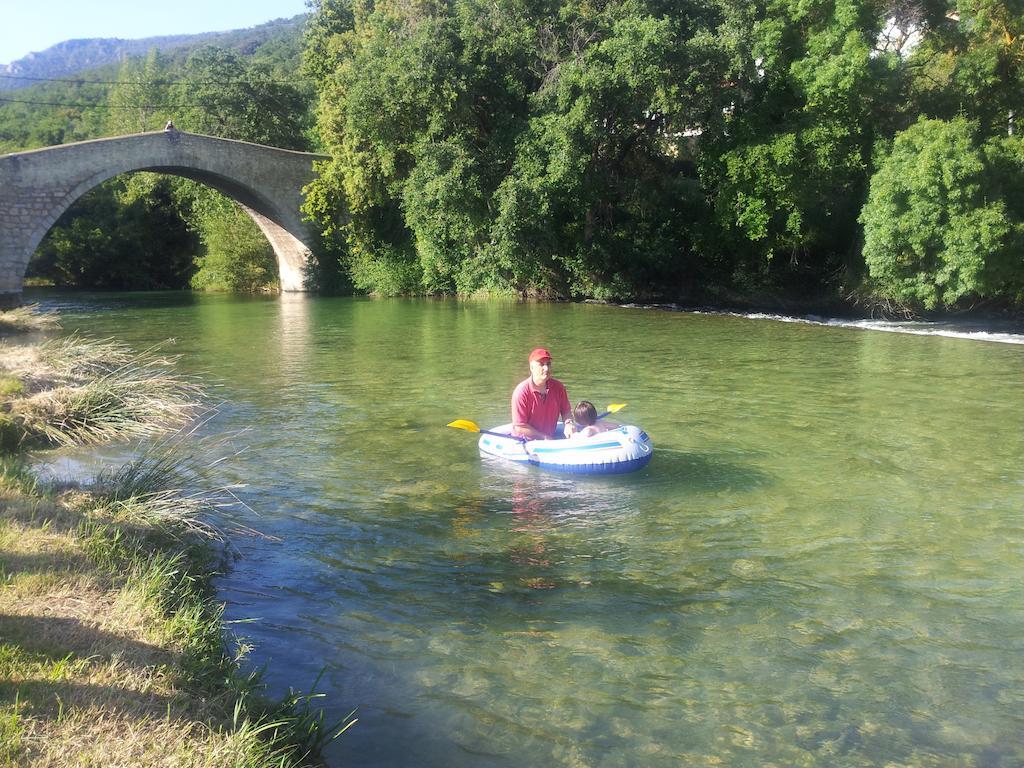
[185,188,279,292]
[906,0,1024,138]
[30,175,196,289]
[297,0,1024,308]
[697,0,897,290]
[860,116,1024,309]
[168,48,313,291]
[171,47,312,148]
[106,49,171,135]
[0,74,111,151]
[305,0,531,294]
[305,0,703,298]
[486,6,696,298]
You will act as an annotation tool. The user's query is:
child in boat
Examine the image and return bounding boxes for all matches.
[569,400,610,438]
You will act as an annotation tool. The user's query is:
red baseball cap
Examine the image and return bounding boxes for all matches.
[529,347,553,363]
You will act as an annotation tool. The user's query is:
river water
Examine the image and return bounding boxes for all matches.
[29,290,1024,767]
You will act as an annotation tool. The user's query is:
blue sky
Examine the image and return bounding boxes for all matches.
[0,0,310,64]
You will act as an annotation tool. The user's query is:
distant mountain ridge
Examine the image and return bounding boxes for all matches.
[0,14,307,91]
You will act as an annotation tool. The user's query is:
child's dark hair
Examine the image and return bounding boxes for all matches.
[573,400,597,427]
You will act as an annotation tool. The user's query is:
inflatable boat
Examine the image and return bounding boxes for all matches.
[477,423,653,475]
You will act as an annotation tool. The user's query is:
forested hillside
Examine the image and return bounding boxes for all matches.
[3,1,1023,313]
[0,15,308,89]
[0,15,309,151]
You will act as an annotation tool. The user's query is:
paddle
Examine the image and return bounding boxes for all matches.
[598,403,627,419]
[446,419,527,442]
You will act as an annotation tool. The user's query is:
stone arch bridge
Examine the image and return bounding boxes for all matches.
[0,131,329,307]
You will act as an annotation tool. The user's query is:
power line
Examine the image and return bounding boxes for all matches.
[0,96,231,109]
[0,73,312,86]
[1,84,313,109]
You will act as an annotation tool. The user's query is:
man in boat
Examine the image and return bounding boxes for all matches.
[511,348,575,440]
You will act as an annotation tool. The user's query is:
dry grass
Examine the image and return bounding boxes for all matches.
[0,502,210,766]
[0,338,130,392]
[0,305,60,336]
[0,481,346,768]
[0,338,205,450]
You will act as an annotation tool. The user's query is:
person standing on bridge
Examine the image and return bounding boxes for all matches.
[511,348,574,440]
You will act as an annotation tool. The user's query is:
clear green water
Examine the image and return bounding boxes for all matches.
[35,291,1024,767]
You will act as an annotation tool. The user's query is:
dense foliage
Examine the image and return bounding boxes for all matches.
[28,175,196,289]
[303,0,1024,310]
[184,182,281,292]
[4,3,1024,311]
[860,117,1024,308]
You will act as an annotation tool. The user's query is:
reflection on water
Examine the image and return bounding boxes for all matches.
[25,290,1024,767]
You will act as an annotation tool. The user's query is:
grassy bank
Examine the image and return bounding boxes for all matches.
[0,308,350,767]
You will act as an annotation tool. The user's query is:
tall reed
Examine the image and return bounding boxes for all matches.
[92,423,250,544]
[4,338,205,448]
[0,304,59,334]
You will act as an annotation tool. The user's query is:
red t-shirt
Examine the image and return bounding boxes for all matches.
[511,377,570,438]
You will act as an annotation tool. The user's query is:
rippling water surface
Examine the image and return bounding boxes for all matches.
[32,290,1024,767]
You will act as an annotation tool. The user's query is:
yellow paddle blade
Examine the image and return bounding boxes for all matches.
[604,403,627,414]
[447,419,482,433]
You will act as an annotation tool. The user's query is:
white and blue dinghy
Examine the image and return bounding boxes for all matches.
[448,406,653,475]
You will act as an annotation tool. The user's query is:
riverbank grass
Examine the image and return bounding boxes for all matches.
[1,334,349,767]
[1,337,203,450]
[1,470,337,766]
[0,305,59,336]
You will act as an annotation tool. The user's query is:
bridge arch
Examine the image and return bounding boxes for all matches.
[0,131,329,306]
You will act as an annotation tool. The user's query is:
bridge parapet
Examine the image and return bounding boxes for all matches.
[0,131,329,307]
